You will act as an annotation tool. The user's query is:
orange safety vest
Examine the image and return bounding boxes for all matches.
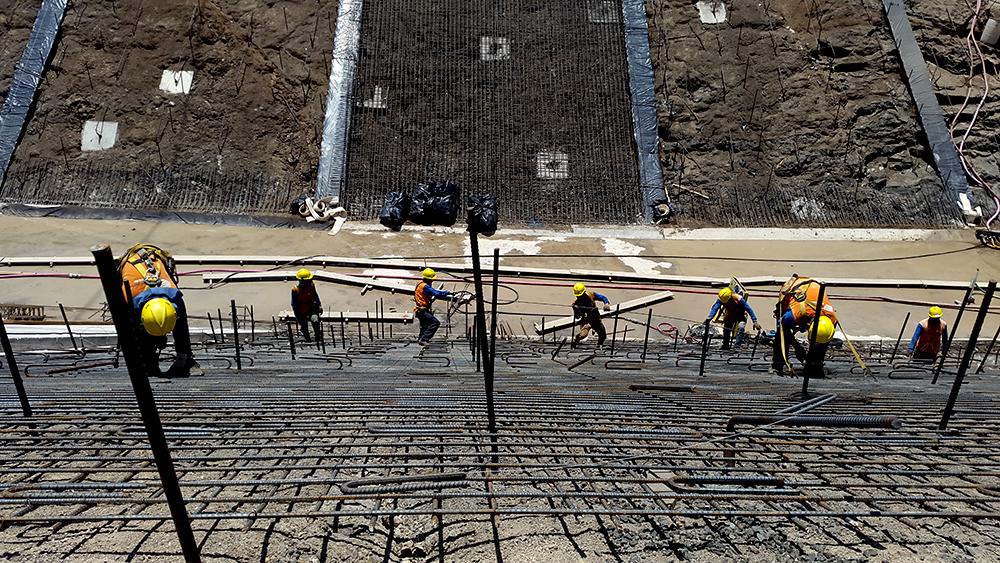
[916,318,947,356]
[779,276,837,325]
[292,283,320,316]
[414,281,431,312]
[119,246,177,302]
[722,294,747,319]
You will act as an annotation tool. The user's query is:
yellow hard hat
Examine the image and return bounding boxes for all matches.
[573,282,586,297]
[141,298,177,337]
[718,287,733,303]
[928,306,943,319]
[296,268,314,281]
[422,268,437,280]
[814,315,835,344]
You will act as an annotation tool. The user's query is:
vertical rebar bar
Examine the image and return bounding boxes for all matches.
[0,314,31,417]
[610,305,620,356]
[941,280,996,430]
[889,312,911,363]
[287,322,296,360]
[470,233,497,464]
[249,305,255,343]
[209,312,217,341]
[489,248,500,370]
[934,285,974,384]
[641,309,652,361]
[698,320,711,378]
[803,284,826,395]
[58,303,78,352]
[340,314,346,350]
[217,308,225,342]
[976,322,1000,374]
[230,300,241,371]
[90,244,200,563]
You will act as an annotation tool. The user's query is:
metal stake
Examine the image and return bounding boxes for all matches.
[58,303,78,352]
[90,244,200,563]
[889,312,911,363]
[803,283,826,395]
[941,280,996,430]
[0,314,31,417]
[610,305,620,356]
[698,319,711,377]
[641,309,653,361]
[230,300,241,371]
[469,232,497,463]
[976,322,1000,374]
[934,285,974,383]
[287,322,296,360]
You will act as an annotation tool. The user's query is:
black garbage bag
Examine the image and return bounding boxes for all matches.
[289,194,309,215]
[466,194,498,236]
[408,181,460,226]
[408,182,435,225]
[378,191,410,230]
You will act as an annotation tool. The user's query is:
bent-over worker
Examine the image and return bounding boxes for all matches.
[572,283,611,347]
[291,269,323,342]
[706,287,762,349]
[908,306,949,361]
[773,275,838,377]
[117,243,200,378]
[415,268,450,345]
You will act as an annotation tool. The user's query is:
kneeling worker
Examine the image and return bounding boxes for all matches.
[291,269,323,342]
[706,287,762,349]
[908,306,948,361]
[415,268,451,345]
[572,283,611,347]
[773,275,837,377]
[118,243,200,378]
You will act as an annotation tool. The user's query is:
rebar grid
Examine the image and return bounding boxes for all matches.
[1,330,1000,559]
[343,0,643,225]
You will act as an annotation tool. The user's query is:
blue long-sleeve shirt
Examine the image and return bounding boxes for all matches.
[422,283,450,300]
[908,323,948,353]
[133,286,181,310]
[707,296,758,323]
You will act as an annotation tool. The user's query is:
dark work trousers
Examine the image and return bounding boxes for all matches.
[417,309,441,342]
[912,349,938,362]
[296,314,322,342]
[721,314,747,349]
[772,324,808,371]
[574,315,607,346]
[803,341,830,378]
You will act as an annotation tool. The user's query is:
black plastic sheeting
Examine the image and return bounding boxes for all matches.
[621,0,665,222]
[882,0,970,204]
[0,0,67,188]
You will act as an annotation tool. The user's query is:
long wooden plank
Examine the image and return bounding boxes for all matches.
[0,254,976,290]
[534,290,674,335]
[278,311,413,323]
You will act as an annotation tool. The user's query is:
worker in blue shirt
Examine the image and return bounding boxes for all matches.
[572,283,611,347]
[705,287,762,349]
[414,268,451,345]
[908,306,949,361]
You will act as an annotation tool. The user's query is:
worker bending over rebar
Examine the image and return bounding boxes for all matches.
[572,283,611,348]
[773,275,837,378]
[705,287,761,350]
[117,243,200,378]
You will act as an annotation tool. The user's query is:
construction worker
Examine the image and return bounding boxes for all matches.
[117,243,199,378]
[705,287,762,349]
[908,306,949,361]
[291,269,322,342]
[772,275,837,377]
[415,268,451,345]
[572,283,611,347]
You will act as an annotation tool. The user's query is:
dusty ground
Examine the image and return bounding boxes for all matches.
[0,215,996,342]
[647,0,963,227]
[4,0,335,202]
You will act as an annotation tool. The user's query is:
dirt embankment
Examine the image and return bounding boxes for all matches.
[647,0,959,227]
[9,0,336,193]
[909,0,1000,220]
[0,2,40,101]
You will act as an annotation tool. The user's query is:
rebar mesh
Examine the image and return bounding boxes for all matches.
[343,0,644,225]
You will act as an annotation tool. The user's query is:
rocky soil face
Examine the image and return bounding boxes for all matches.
[647,0,964,227]
[6,0,336,195]
[0,1,40,100]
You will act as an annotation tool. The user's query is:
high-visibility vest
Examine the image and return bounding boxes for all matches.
[414,281,431,312]
[721,294,748,319]
[779,276,837,325]
[292,283,320,316]
[119,246,176,303]
[916,318,947,355]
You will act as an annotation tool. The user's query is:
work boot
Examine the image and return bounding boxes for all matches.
[417,339,430,346]
[166,354,201,378]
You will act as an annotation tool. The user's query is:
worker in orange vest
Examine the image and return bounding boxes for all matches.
[705,287,762,349]
[415,268,451,345]
[908,306,949,361]
[772,275,837,377]
[291,269,323,342]
[117,243,200,378]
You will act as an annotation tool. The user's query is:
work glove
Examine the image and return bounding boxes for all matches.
[603,304,611,312]
[309,314,320,323]
[753,322,762,332]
